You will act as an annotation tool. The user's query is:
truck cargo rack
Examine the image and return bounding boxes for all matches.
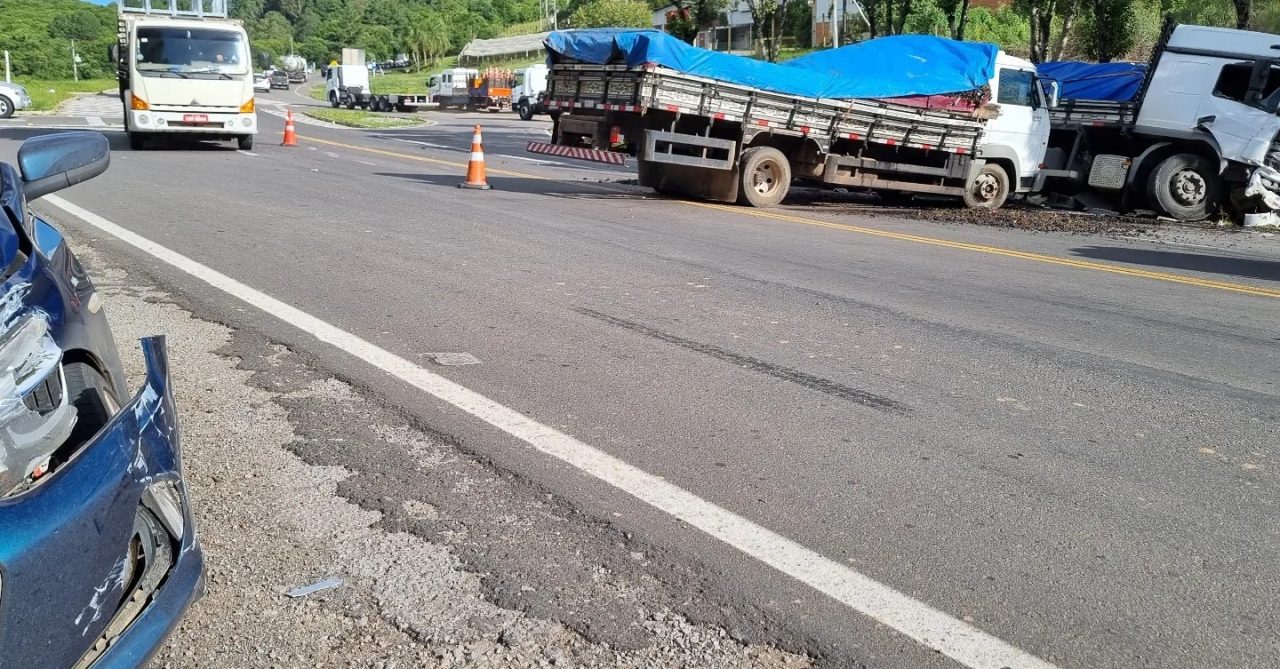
[1047,99,1138,130]
[119,0,228,18]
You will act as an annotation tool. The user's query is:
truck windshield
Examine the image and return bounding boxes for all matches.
[135,27,248,77]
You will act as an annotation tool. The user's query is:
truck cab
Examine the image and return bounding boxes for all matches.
[513,64,550,120]
[428,68,479,108]
[326,64,371,109]
[115,0,257,151]
[975,53,1054,205]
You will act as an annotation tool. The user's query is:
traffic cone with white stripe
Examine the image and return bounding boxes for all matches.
[458,125,491,190]
[281,109,298,147]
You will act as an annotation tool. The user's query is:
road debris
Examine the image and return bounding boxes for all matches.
[285,576,345,598]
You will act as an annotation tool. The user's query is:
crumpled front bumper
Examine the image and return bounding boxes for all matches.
[0,336,204,669]
[1243,165,1280,226]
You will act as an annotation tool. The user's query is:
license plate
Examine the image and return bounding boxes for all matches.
[182,114,208,123]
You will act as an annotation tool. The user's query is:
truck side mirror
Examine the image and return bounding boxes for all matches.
[108,44,119,63]
[18,132,110,202]
[1047,81,1060,109]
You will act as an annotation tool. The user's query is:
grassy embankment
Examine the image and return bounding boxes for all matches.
[302,108,421,128]
[16,78,116,111]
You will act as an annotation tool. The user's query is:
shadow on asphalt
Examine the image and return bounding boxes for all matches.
[375,171,646,199]
[0,127,236,153]
[1071,245,1280,282]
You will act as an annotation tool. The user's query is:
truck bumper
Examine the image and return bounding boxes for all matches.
[128,110,257,136]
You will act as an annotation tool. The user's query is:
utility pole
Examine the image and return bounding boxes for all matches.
[831,0,839,47]
[71,39,79,82]
[3,51,10,83]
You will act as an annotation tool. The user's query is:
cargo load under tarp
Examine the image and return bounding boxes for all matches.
[1037,61,1147,102]
[543,29,998,100]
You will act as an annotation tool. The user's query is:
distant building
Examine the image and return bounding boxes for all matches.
[652,1,755,52]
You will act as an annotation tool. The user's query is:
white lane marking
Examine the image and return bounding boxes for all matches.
[356,160,377,166]
[86,116,107,127]
[42,193,1056,669]
[237,150,259,157]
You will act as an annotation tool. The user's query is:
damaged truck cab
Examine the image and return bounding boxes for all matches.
[1038,21,1280,222]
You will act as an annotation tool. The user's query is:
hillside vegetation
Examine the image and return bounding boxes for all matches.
[0,0,1276,81]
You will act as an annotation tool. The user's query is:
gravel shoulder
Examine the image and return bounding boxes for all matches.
[75,242,812,668]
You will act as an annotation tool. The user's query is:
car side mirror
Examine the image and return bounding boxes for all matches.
[18,132,110,202]
[1047,81,1060,109]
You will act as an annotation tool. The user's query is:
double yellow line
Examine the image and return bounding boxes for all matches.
[303,134,1280,300]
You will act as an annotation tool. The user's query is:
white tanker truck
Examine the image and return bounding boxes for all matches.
[282,54,308,84]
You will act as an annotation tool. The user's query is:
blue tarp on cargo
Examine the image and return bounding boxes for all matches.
[544,29,999,100]
[1037,61,1147,102]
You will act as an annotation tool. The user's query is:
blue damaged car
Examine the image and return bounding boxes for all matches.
[0,132,203,668]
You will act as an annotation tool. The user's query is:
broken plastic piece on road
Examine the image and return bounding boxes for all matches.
[284,576,344,598]
[426,352,482,366]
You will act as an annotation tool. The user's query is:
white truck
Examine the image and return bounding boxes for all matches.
[112,0,257,151]
[531,42,1048,209]
[428,68,479,108]
[282,54,308,84]
[326,48,372,109]
[513,64,551,120]
[1038,21,1280,222]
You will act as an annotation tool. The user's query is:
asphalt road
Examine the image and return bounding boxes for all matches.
[3,98,1279,669]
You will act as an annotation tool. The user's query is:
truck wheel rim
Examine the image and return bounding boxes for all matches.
[1170,169,1206,206]
[972,172,1000,202]
[753,161,781,196]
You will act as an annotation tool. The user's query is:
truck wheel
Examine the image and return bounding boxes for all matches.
[963,162,1010,210]
[346,98,356,110]
[1147,153,1219,221]
[0,96,12,119]
[128,132,146,151]
[518,100,534,121]
[329,92,340,109]
[237,135,253,151]
[738,146,791,208]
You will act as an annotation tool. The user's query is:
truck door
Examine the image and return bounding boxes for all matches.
[983,67,1050,187]
[1197,60,1280,161]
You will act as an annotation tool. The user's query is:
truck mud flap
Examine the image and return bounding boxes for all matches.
[526,142,626,166]
[641,130,736,171]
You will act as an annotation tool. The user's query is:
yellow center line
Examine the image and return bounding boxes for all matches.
[302,134,1280,299]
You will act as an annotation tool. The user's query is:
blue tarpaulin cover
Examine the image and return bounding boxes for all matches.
[1037,61,1147,102]
[544,29,999,100]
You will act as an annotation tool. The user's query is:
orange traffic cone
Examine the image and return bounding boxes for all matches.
[281,109,298,147]
[458,125,491,190]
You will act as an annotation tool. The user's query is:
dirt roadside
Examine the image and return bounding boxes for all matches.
[75,243,812,669]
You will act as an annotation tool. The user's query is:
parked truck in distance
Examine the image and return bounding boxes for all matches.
[326,48,372,109]
[112,0,257,151]
[1037,21,1280,222]
[514,64,551,120]
[427,67,517,112]
[531,31,1045,209]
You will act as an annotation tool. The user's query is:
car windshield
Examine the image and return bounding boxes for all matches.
[135,26,248,76]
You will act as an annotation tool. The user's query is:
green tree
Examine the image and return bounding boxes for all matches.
[568,0,652,27]
[1078,0,1135,62]
[937,0,972,39]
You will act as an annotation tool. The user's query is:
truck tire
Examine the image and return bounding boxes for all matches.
[738,146,791,208]
[329,91,340,109]
[63,362,121,448]
[346,97,356,110]
[518,100,533,121]
[0,95,12,119]
[963,162,1010,210]
[237,135,253,151]
[1147,153,1219,221]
